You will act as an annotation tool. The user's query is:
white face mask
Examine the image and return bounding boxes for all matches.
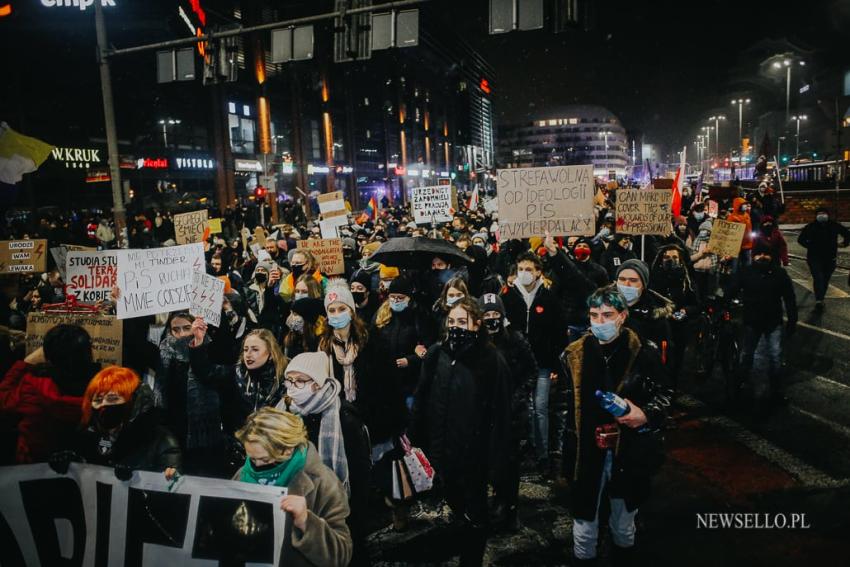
[516,271,535,287]
[286,384,315,410]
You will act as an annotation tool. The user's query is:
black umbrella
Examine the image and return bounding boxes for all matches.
[369,237,473,269]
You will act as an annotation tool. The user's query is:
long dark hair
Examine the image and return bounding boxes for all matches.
[42,324,96,396]
[318,307,369,352]
[441,296,489,346]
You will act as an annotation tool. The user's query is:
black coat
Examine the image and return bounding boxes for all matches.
[725,262,797,331]
[623,289,674,354]
[491,328,537,435]
[562,258,611,326]
[412,339,512,503]
[75,385,182,473]
[370,306,428,398]
[602,243,637,279]
[561,329,671,520]
[502,281,567,369]
[798,220,850,263]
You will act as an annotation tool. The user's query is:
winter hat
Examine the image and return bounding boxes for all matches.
[253,260,276,279]
[361,241,382,257]
[350,270,372,291]
[477,292,505,317]
[324,281,356,311]
[380,265,400,279]
[472,232,488,245]
[617,259,650,288]
[388,275,414,297]
[529,236,544,252]
[341,237,356,250]
[285,352,331,388]
[291,297,325,324]
[698,220,713,232]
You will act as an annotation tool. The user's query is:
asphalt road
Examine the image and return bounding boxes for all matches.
[367,238,850,566]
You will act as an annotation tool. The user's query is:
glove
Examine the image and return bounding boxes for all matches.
[48,450,78,475]
[785,320,797,338]
[114,464,134,481]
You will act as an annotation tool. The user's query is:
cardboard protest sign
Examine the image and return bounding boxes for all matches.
[319,218,341,239]
[0,462,289,566]
[411,185,453,224]
[0,239,47,275]
[115,243,205,319]
[299,238,344,275]
[65,251,118,303]
[615,189,672,235]
[496,165,595,239]
[26,312,123,366]
[173,209,209,245]
[190,272,225,327]
[322,208,349,229]
[207,217,223,234]
[318,190,346,215]
[707,219,746,257]
[707,199,719,219]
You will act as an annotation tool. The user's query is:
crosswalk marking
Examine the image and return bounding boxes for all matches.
[797,321,850,341]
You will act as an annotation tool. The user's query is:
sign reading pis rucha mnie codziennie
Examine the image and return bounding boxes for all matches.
[0,240,47,275]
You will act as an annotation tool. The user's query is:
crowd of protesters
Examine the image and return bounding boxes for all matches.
[1,170,845,565]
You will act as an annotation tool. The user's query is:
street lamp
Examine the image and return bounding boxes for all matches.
[790,115,807,157]
[730,98,751,154]
[772,57,805,121]
[777,135,786,162]
[708,115,726,156]
[701,125,714,160]
[158,118,181,147]
[599,130,611,176]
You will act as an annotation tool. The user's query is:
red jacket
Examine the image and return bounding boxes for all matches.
[0,361,84,463]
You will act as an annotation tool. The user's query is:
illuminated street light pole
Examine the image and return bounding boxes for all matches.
[158,118,181,147]
[701,125,714,160]
[708,115,725,156]
[731,98,751,154]
[791,115,807,157]
[773,58,805,122]
[599,130,611,176]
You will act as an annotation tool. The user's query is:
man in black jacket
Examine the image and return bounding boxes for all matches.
[561,285,671,564]
[565,237,610,342]
[725,242,798,413]
[797,207,850,309]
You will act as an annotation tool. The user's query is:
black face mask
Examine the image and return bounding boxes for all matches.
[447,326,477,353]
[251,460,280,472]
[484,318,502,334]
[255,272,268,284]
[290,264,305,279]
[95,403,129,431]
[662,259,682,273]
[754,257,772,270]
[351,291,367,305]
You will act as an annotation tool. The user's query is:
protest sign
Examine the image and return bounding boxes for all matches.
[615,189,672,235]
[0,462,288,567]
[65,251,118,303]
[26,312,123,366]
[115,243,205,319]
[707,199,719,219]
[707,219,746,257]
[173,209,209,245]
[322,208,349,229]
[319,218,341,239]
[411,185,453,224]
[496,165,595,239]
[482,197,499,214]
[190,272,225,327]
[0,239,47,275]
[51,244,96,279]
[299,238,344,275]
[207,217,223,234]
[318,190,346,215]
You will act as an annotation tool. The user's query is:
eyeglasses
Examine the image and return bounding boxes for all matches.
[284,378,310,389]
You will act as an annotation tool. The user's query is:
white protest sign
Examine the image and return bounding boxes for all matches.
[614,189,672,235]
[318,190,346,214]
[319,219,341,239]
[411,185,453,224]
[0,462,288,566]
[115,243,205,319]
[65,251,118,303]
[482,197,499,214]
[190,272,225,327]
[496,165,595,239]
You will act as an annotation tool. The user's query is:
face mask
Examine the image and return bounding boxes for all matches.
[590,319,620,343]
[617,283,641,304]
[694,212,705,221]
[598,227,611,238]
[328,311,352,329]
[516,271,535,287]
[255,272,268,284]
[573,247,591,262]
[95,403,129,431]
[433,268,455,286]
[390,298,409,312]
[286,384,315,409]
[351,291,367,305]
[817,214,828,223]
[251,460,282,473]
[741,205,750,213]
[662,259,681,272]
[446,295,463,306]
[699,230,710,238]
[484,318,502,334]
[294,292,309,301]
[290,264,305,279]
[447,326,476,352]
[286,314,304,333]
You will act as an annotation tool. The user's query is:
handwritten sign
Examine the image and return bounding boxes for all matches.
[496,165,595,239]
[50,244,95,279]
[189,272,225,327]
[615,189,672,235]
[65,251,118,303]
[411,185,453,224]
[207,217,223,234]
[0,240,47,275]
[319,219,341,239]
[707,199,719,219]
[318,191,346,215]
[298,238,344,275]
[173,210,209,245]
[26,312,123,366]
[115,243,205,319]
[707,219,746,257]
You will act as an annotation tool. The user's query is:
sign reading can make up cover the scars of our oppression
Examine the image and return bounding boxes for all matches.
[496,165,595,239]
[615,189,673,235]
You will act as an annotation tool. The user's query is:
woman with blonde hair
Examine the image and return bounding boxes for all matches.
[235,407,352,567]
[280,249,328,302]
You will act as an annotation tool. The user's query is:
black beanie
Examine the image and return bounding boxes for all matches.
[388,275,414,297]
[351,270,372,291]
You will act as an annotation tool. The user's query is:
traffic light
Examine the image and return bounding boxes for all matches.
[255,186,267,202]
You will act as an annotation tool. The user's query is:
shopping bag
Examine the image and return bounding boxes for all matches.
[397,460,414,500]
[403,450,434,493]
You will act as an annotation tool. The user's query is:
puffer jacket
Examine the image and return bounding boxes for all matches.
[726,197,753,251]
[624,289,674,357]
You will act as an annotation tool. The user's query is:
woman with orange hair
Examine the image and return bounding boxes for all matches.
[73,366,181,478]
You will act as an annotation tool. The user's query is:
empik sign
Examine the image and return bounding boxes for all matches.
[41,0,116,10]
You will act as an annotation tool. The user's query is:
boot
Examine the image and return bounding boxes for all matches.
[384,497,410,531]
[570,554,598,565]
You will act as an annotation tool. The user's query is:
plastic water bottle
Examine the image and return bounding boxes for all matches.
[595,390,630,417]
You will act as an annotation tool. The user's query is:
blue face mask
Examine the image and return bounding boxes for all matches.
[446,294,463,306]
[617,283,641,305]
[294,292,309,301]
[590,320,620,343]
[328,311,352,329]
[390,299,409,312]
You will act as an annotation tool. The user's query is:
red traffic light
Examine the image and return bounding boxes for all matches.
[255,186,267,199]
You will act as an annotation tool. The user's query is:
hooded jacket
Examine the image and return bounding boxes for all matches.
[724,260,797,331]
[649,244,701,318]
[726,197,753,251]
[602,240,638,279]
[797,216,850,262]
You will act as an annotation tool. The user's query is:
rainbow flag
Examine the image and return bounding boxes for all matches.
[357,196,378,224]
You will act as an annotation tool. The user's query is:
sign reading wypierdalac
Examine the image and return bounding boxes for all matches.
[496,165,595,239]
[115,243,205,319]
[0,462,288,566]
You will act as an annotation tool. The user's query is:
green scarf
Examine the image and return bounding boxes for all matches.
[240,446,307,487]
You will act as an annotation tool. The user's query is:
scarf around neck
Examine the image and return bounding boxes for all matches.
[331,339,358,402]
[240,446,307,487]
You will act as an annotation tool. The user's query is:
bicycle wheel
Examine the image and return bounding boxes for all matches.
[721,333,742,402]
[694,314,716,379]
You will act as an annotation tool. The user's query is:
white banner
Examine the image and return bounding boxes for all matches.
[115,244,205,319]
[0,462,288,566]
[410,185,453,225]
[66,251,118,303]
